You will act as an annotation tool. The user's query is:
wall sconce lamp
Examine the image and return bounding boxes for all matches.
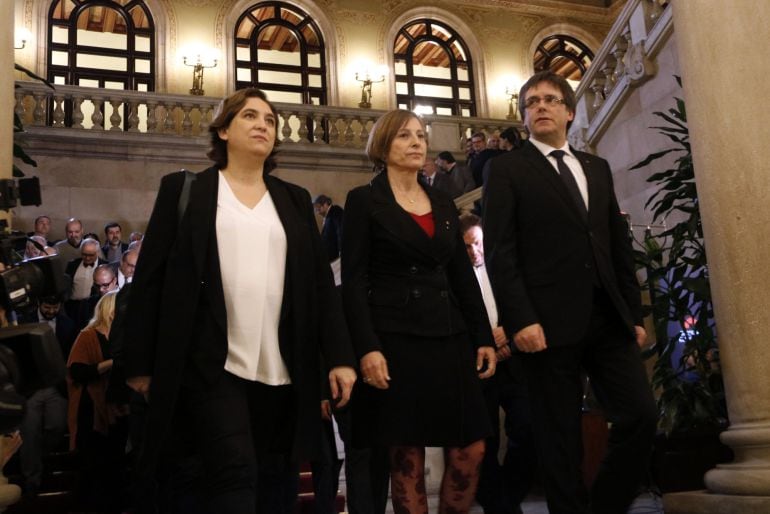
[183,54,218,96]
[355,71,385,109]
[15,28,32,50]
[505,87,519,121]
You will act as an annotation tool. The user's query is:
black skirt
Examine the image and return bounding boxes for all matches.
[352,332,492,448]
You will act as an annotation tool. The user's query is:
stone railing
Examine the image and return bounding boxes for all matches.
[570,0,672,150]
[14,81,520,152]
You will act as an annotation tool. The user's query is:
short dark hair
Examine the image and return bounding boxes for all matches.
[518,70,577,129]
[207,88,280,172]
[436,151,456,163]
[313,194,332,206]
[104,222,121,235]
[471,132,486,141]
[459,213,482,235]
[500,127,522,148]
[366,110,427,172]
[34,215,51,225]
[39,295,62,306]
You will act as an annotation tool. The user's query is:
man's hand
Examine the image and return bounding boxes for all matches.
[360,351,390,390]
[492,326,511,361]
[513,323,547,353]
[329,366,357,408]
[634,325,647,348]
[320,400,332,421]
[476,346,497,379]
[127,375,152,400]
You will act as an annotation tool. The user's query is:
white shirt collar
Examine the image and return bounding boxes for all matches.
[529,137,573,160]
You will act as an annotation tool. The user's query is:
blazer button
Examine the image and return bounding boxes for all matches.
[440,290,448,298]
[411,289,422,299]
[409,265,418,274]
[585,262,592,269]
[435,265,443,273]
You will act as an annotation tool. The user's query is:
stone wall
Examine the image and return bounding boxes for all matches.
[594,30,682,233]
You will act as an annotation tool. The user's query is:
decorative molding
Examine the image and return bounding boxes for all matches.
[455,5,488,26]
[334,21,347,60]
[177,0,218,6]
[335,9,377,25]
[23,0,33,28]
[457,0,615,23]
[625,41,655,84]
[381,0,407,14]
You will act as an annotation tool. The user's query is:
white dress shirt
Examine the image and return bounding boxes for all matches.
[473,264,499,329]
[71,262,96,300]
[216,173,290,384]
[529,137,589,209]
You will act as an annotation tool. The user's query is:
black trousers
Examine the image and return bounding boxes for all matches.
[477,355,537,514]
[335,406,390,514]
[180,372,297,514]
[522,289,657,514]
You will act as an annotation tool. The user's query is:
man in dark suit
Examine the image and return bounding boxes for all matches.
[435,151,475,196]
[421,159,461,199]
[17,295,77,495]
[483,71,657,514]
[313,194,344,262]
[102,222,129,263]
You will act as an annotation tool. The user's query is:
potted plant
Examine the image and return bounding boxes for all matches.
[630,76,730,492]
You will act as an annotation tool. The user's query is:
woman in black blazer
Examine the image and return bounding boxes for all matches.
[123,88,356,513]
[342,109,496,513]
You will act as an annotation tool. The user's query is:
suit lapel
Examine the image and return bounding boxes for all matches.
[370,172,439,261]
[522,141,587,227]
[187,167,227,334]
[575,149,603,227]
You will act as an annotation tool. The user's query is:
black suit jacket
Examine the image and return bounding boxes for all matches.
[124,167,356,472]
[64,257,109,301]
[342,171,493,360]
[101,242,129,262]
[64,257,109,279]
[320,204,344,261]
[423,171,462,199]
[483,141,641,347]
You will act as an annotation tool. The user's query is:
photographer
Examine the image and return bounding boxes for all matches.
[16,295,76,495]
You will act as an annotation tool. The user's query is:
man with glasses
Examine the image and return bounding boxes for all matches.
[116,249,138,289]
[93,264,118,297]
[64,238,108,329]
[483,71,657,514]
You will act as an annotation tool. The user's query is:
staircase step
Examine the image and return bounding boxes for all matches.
[6,490,76,514]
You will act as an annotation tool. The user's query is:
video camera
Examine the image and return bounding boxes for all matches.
[0,232,69,433]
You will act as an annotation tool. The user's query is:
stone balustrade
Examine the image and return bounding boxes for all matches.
[14,81,520,153]
[570,0,672,151]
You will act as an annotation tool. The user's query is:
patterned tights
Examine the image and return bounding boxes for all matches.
[389,439,485,514]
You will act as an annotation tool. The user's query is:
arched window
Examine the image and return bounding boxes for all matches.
[533,35,593,83]
[47,0,155,90]
[234,1,326,105]
[393,19,475,116]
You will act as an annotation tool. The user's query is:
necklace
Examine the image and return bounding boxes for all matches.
[394,188,418,204]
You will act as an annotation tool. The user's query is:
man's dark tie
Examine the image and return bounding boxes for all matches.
[427,176,433,186]
[550,150,587,220]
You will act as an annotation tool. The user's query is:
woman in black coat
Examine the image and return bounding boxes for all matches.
[342,109,496,513]
[124,88,356,514]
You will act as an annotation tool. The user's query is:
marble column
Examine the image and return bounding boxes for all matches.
[1,2,13,182]
[0,11,23,514]
[666,1,770,512]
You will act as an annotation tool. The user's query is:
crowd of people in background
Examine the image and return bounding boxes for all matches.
[6,71,656,514]
[10,217,143,511]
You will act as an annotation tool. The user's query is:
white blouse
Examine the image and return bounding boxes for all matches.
[216,172,291,384]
